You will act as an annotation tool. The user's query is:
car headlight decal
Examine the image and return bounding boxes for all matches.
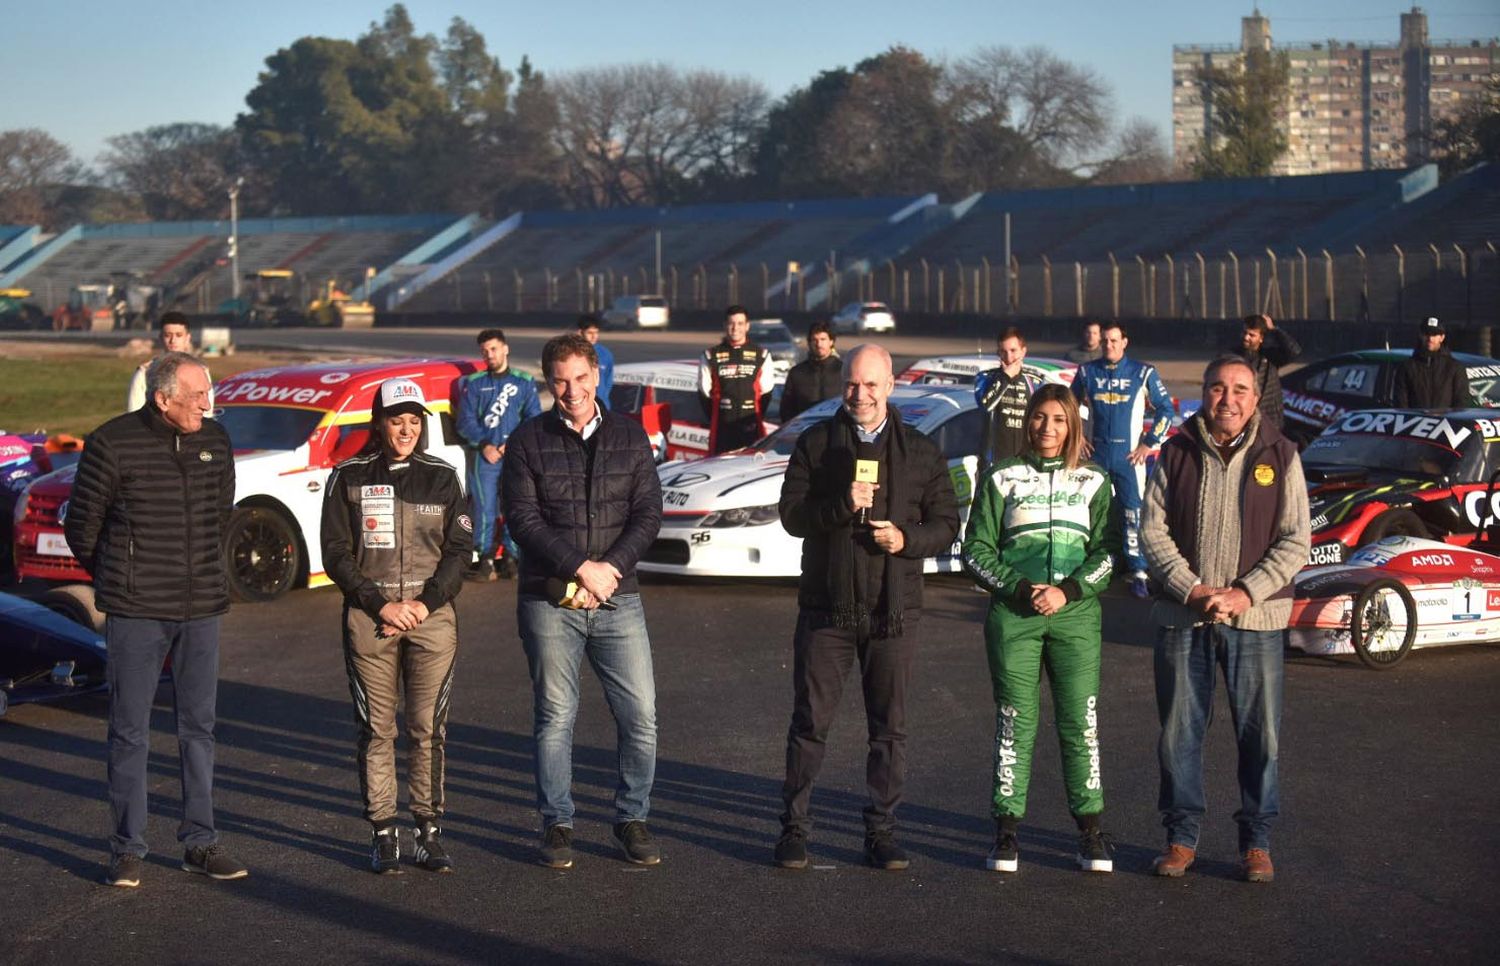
[699,503,780,527]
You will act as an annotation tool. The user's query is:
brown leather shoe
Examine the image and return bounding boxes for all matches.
[1240,848,1274,883]
[1152,843,1196,877]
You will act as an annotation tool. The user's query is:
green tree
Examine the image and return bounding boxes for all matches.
[237,6,449,215]
[749,68,853,198]
[1426,73,1500,177]
[1191,46,1291,179]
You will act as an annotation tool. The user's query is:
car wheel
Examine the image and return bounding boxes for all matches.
[1349,577,1417,669]
[39,584,105,634]
[1361,508,1428,543]
[225,506,301,603]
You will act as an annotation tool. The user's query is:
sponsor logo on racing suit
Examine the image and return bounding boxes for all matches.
[997,703,1018,797]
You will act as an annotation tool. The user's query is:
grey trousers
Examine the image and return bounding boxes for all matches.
[105,614,221,858]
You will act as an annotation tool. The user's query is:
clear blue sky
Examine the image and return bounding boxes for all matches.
[7,1,1499,166]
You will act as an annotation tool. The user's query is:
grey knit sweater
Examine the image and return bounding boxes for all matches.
[1140,413,1311,631]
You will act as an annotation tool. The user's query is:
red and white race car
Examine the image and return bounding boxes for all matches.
[610,359,783,463]
[1289,534,1500,669]
[12,358,477,612]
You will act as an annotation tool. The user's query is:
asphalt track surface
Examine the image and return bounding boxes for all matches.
[2,577,1498,965]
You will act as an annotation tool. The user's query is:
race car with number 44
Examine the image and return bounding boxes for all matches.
[1303,408,1500,567]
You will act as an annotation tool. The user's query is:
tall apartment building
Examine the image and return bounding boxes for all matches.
[1173,6,1498,175]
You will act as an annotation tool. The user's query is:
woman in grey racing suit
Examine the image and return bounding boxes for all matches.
[320,377,472,874]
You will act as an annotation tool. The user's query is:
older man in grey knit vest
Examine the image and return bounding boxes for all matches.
[1140,355,1310,885]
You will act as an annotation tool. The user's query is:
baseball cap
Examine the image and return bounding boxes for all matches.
[1421,317,1445,335]
[377,377,432,416]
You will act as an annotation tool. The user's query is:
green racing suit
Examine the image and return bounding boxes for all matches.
[961,453,1119,820]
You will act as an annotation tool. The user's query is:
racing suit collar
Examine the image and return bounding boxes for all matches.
[1025,452,1067,471]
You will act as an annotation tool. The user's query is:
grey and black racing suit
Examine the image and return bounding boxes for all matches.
[320,449,473,827]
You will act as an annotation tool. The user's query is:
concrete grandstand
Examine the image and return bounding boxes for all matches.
[0,163,1495,326]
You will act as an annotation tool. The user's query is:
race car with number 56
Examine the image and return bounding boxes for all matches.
[1303,408,1500,567]
[638,386,980,577]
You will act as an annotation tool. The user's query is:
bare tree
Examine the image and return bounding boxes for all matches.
[1089,117,1174,185]
[99,123,241,221]
[0,128,84,226]
[953,46,1111,173]
[552,63,767,207]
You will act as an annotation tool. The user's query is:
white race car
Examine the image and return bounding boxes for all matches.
[1289,534,1500,668]
[639,386,980,577]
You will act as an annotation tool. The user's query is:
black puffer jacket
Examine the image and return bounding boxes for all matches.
[1394,345,1472,410]
[64,404,235,620]
[502,408,662,598]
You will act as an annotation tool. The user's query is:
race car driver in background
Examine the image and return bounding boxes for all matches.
[456,328,541,580]
[1071,321,1173,599]
[699,304,774,454]
[974,326,1044,470]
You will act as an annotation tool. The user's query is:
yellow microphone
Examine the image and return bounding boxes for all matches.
[855,444,880,525]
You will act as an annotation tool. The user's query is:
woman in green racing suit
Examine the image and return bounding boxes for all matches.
[961,383,1121,874]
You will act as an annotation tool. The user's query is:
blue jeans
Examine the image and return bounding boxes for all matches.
[518,594,657,827]
[467,454,517,561]
[1154,623,1283,851]
[105,615,220,858]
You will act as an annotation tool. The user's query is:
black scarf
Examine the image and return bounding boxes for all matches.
[828,411,906,639]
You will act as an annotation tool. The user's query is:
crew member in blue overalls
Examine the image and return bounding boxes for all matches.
[457,328,542,580]
[1071,321,1173,599]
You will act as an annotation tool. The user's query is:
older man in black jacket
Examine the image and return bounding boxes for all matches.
[773,344,959,871]
[65,352,247,888]
[503,333,664,871]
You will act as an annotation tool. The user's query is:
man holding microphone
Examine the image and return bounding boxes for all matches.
[773,345,958,871]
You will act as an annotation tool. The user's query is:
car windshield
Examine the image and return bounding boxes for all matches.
[751,322,792,343]
[749,399,931,457]
[215,405,324,451]
[1303,432,1464,479]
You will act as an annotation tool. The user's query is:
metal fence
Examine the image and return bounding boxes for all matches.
[407,242,1500,326]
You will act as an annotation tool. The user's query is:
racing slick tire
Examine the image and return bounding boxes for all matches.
[225,506,301,603]
[1361,508,1429,543]
[39,584,106,634]
[1350,577,1417,670]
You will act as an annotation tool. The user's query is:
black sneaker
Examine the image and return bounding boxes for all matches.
[864,831,910,871]
[774,828,808,869]
[370,827,401,875]
[539,824,573,869]
[412,821,453,873]
[613,820,661,866]
[105,853,143,888]
[182,844,249,880]
[1076,826,1114,873]
[495,556,517,580]
[985,819,1019,873]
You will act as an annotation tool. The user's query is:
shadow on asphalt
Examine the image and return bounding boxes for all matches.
[2,676,1034,876]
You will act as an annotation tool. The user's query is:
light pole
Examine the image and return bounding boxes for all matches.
[228,177,244,303]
